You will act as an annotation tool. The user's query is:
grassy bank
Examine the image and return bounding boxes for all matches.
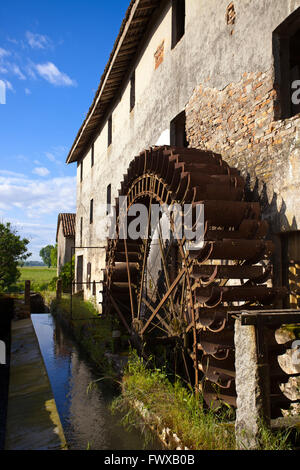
[112,351,293,451]
[50,298,293,451]
[51,296,127,372]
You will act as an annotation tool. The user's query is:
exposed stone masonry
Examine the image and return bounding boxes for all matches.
[186,70,300,234]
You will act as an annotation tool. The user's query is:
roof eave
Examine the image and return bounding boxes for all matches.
[66,0,161,165]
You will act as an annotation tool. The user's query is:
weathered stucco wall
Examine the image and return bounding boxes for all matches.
[74,0,300,298]
[57,224,66,276]
[57,224,74,276]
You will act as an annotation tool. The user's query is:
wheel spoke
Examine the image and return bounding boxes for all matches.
[142,297,174,335]
[157,218,176,318]
[144,263,173,322]
[106,146,280,415]
[141,268,186,335]
[137,196,153,319]
[124,236,135,321]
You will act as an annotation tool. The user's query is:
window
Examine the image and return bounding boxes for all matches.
[281,231,300,309]
[107,184,111,215]
[80,217,83,247]
[80,160,83,182]
[91,143,94,167]
[90,199,94,224]
[108,115,112,147]
[87,262,91,290]
[273,7,300,119]
[172,0,185,49]
[170,110,188,147]
[76,255,83,291]
[130,72,135,111]
[154,41,164,69]
[226,2,236,26]
[92,280,96,296]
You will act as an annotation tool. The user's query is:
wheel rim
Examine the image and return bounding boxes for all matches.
[104,146,288,414]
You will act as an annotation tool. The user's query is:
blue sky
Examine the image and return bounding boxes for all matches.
[0,0,128,259]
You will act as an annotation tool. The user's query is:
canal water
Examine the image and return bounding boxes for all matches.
[32,313,160,450]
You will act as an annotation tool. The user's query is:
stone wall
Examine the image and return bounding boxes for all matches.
[186,69,300,232]
[186,69,300,286]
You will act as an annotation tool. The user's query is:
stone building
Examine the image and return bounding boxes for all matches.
[66,0,300,309]
[56,213,76,276]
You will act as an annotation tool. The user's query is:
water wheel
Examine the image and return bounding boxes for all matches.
[104,146,291,417]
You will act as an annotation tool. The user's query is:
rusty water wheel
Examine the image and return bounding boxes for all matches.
[104,146,290,417]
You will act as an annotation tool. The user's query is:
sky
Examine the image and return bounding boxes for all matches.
[0,0,128,260]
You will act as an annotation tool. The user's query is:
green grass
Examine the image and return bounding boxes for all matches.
[51,296,124,372]
[111,351,293,451]
[112,351,235,450]
[14,266,57,292]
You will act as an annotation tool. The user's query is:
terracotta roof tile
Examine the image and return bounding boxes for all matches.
[56,213,76,241]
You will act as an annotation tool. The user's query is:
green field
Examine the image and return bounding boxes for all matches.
[19,266,56,282]
[17,266,57,291]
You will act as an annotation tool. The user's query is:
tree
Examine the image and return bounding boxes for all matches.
[0,222,30,291]
[39,245,53,268]
[50,244,57,268]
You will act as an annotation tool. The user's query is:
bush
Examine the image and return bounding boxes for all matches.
[51,296,115,372]
[51,257,74,292]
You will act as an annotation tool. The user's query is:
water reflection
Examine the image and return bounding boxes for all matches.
[32,314,160,450]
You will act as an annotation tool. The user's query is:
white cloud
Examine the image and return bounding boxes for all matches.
[3,80,14,92]
[0,201,11,210]
[0,169,26,178]
[6,37,18,45]
[32,167,50,177]
[0,174,76,218]
[26,31,52,50]
[25,87,31,95]
[34,62,76,87]
[0,47,10,58]
[11,63,26,80]
[26,62,36,79]
[5,219,58,259]
[16,154,28,162]
[45,151,62,165]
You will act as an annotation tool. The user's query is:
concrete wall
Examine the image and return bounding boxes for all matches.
[73,0,300,300]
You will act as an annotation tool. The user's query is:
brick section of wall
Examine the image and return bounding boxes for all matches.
[186,70,300,234]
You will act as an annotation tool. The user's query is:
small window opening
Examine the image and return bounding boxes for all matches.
[172,0,185,49]
[80,217,83,247]
[108,115,112,147]
[154,41,164,69]
[281,231,300,309]
[170,110,188,148]
[273,7,300,119]
[107,184,111,215]
[91,143,94,167]
[90,199,94,224]
[80,160,83,182]
[130,72,135,111]
[226,2,236,26]
[76,255,83,292]
[92,280,96,296]
[87,262,91,290]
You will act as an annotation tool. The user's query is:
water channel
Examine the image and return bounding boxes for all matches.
[32,313,161,450]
